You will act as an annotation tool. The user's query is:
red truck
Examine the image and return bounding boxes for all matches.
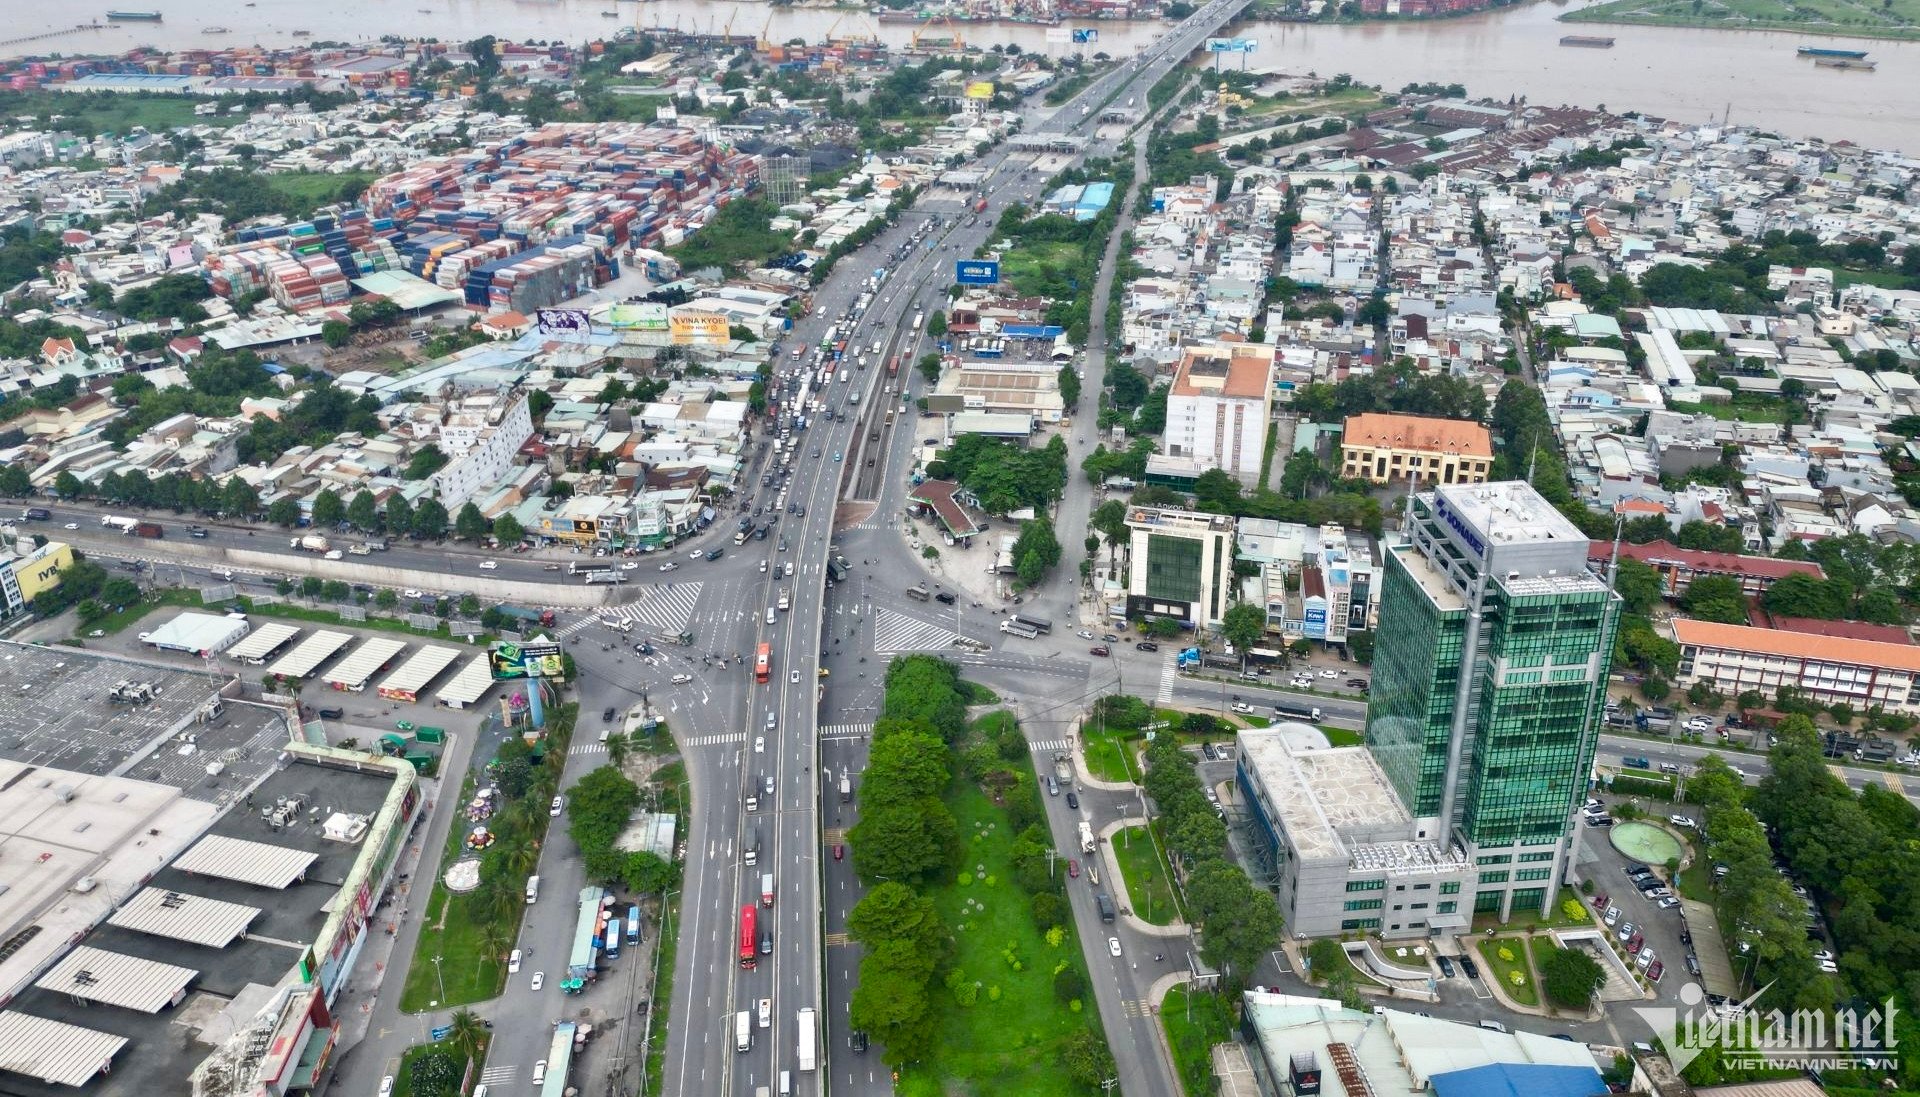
[973,198,988,213]
[132,522,164,538]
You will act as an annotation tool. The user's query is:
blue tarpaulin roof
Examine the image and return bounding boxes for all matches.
[1431,1063,1607,1097]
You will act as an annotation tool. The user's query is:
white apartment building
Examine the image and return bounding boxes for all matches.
[428,393,534,511]
[1163,341,1275,487]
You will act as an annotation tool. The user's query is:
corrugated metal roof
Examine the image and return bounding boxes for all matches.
[0,1011,128,1086]
[436,654,497,707]
[172,834,317,890]
[34,946,197,1013]
[107,887,260,948]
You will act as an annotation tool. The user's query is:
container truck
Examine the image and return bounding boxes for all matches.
[796,1008,817,1072]
[735,1010,753,1052]
[761,872,775,907]
[292,534,331,553]
[101,515,138,532]
[839,772,852,803]
[132,522,163,538]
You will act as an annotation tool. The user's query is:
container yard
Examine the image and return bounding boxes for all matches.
[195,123,758,316]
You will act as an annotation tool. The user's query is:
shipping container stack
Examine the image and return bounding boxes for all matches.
[203,242,279,301]
[340,123,753,313]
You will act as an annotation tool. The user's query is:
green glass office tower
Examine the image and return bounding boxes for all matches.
[1365,482,1620,919]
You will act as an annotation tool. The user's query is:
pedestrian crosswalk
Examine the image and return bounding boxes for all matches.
[1155,657,1177,704]
[554,582,705,639]
[479,1065,518,1085]
[873,608,962,653]
[570,742,608,757]
[1121,999,1151,1018]
[1028,739,1069,753]
[820,724,873,741]
[682,732,747,748]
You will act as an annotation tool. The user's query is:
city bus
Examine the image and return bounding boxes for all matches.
[754,643,771,684]
[739,904,757,970]
[1009,613,1052,635]
[568,561,613,575]
[626,905,641,945]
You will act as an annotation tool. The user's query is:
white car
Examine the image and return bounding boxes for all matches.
[1668,814,1696,829]
[1107,937,1122,957]
[403,589,424,599]
[621,561,639,570]
[754,736,765,753]
[1291,677,1314,688]
[790,669,801,683]
[1319,669,1337,679]
[379,1078,395,1097]
[63,522,79,530]
[550,795,564,817]
[671,673,693,685]
[759,560,768,572]
[508,949,522,973]
[1076,629,1094,640]
[530,972,544,991]
[478,560,498,570]
[659,562,678,572]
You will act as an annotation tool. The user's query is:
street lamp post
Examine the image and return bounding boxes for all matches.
[430,954,445,1006]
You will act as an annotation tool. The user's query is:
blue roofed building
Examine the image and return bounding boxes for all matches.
[1074,181,1115,221]
[1431,1062,1608,1097]
[1238,992,1608,1097]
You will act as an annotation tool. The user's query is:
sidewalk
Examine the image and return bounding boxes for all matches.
[320,727,482,1093]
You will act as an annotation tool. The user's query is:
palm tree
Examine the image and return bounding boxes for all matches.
[447,1008,488,1063]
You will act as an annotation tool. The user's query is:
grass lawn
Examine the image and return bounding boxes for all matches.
[999,241,1083,298]
[1677,861,1716,902]
[1667,400,1787,424]
[1112,823,1184,926]
[901,781,1096,1096]
[398,707,576,1012]
[78,587,205,637]
[1323,727,1363,747]
[0,89,243,134]
[1477,938,1539,1007]
[960,680,1002,705]
[1472,887,1592,934]
[399,774,509,1012]
[643,891,681,1097]
[1162,986,1235,1097]
[265,171,374,214]
[1079,725,1139,784]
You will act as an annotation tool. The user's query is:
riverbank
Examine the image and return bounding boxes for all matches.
[1561,0,1920,42]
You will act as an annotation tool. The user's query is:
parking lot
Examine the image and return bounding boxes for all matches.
[1576,793,1707,1006]
[0,639,286,805]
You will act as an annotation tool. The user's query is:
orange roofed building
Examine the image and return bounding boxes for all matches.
[1339,412,1493,486]
[1672,618,1920,716]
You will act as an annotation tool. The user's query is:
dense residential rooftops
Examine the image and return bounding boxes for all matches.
[1672,618,1920,673]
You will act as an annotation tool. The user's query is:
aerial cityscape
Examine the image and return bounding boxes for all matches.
[0,0,1918,1096]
